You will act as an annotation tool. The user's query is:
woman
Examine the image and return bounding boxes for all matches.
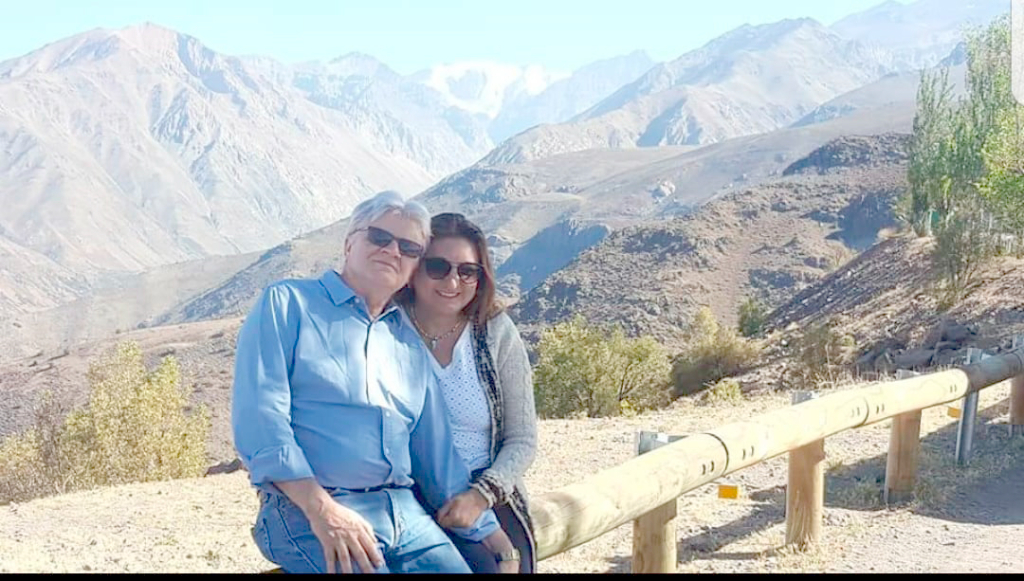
[396,212,538,574]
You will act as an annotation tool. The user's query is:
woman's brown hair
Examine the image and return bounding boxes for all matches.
[397,212,503,324]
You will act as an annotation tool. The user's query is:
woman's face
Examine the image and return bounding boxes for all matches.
[411,236,482,318]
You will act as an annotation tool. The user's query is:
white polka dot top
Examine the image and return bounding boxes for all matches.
[430,324,492,473]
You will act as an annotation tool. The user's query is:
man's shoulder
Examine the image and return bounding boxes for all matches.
[263,274,329,300]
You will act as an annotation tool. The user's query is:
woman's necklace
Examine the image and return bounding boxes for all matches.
[410,307,465,351]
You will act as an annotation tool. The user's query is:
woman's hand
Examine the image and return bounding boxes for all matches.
[436,488,490,529]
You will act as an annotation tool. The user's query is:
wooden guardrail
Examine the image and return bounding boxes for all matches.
[528,345,1024,572]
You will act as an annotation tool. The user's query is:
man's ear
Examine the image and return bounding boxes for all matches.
[343,234,353,258]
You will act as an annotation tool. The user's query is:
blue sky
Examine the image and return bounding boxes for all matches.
[0,0,895,73]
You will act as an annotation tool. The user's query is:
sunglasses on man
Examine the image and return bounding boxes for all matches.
[422,257,483,283]
[359,226,425,258]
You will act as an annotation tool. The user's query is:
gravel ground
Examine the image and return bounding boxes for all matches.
[2,382,1023,573]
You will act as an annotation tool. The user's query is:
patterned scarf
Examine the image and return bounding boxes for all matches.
[471,318,536,563]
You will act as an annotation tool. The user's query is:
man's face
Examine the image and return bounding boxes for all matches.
[344,211,426,295]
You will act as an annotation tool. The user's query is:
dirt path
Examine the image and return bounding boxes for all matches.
[2,383,1023,573]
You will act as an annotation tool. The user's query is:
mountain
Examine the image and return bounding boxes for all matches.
[412,61,563,121]
[246,52,494,175]
[482,18,893,165]
[791,56,968,128]
[0,23,496,281]
[512,133,911,350]
[830,0,1008,69]
[0,236,90,318]
[486,51,655,143]
[124,102,918,343]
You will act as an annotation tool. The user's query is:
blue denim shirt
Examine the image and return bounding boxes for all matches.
[231,270,498,542]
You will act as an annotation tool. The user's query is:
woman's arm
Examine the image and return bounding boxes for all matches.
[474,315,538,505]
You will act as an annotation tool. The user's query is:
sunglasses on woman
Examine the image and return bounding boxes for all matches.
[359,226,425,258]
[422,257,483,283]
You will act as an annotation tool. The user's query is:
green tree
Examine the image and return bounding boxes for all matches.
[980,106,1024,250]
[903,66,954,235]
[901,16,1018,304]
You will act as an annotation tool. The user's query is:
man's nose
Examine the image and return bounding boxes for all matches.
[380,239,401,256]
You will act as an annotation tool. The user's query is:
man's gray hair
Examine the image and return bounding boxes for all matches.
[344,190,431,242]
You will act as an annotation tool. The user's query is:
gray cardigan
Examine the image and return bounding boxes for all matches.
[471,311,538,507]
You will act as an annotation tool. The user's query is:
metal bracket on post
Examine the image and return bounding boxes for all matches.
[635,431,686,456]
[792,390,820,405]
[955,348,984,466]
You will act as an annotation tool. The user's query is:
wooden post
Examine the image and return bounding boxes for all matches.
[631,431,683,573]
[785,391,825,548]
[884,413,922,503]
[632,500,678,573]
[1011,335,1024,437]
[885,370,923,504]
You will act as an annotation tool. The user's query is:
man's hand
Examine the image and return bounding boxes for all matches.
[480,528,519,574]
[275,479,384,573]
[307,500,383,573]
[436,488,489,529]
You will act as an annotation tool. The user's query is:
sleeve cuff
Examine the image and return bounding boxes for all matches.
[473,471,508,506]
[470,482,496,508]
[244,443,315,486]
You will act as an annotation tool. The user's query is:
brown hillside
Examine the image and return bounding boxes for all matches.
[513,134,909,351]
[761,234,1024,375]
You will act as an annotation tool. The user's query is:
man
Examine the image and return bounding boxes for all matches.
[232,191,509,573]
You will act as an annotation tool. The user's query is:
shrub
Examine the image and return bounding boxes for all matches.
[671,307,761,397]
[699,378,744,406]
[791,319,857,389]
[0,341,210,505]
[931,203,998,310]
[533,315,671,418]
[737,297,767,337]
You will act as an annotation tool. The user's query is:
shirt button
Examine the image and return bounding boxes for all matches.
[384,447,390,454]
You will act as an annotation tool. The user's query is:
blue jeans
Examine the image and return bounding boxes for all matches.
[252,487,472,574]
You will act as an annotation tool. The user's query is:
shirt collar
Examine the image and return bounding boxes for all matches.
[319,269,402,320]
[319,269,356,306]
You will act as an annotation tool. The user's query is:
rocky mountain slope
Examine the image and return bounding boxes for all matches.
[0,25,659,321]
[412,52,657,144]
[481,18,893,164]
[0,68,921,364]
[830,0,1007,70]
[0,24,456,277]
[791,59,967,129]
[761,233,1024,376]
[141,108,915,334]
[486,51,655,143]
[511,133,910,350]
